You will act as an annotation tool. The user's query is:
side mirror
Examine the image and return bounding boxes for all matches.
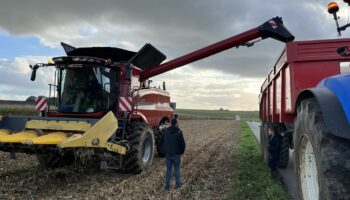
[125,65,132,81]
[30,65,40,81]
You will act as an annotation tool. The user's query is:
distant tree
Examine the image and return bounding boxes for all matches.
[220,108,224,111]
[25,96,36,104]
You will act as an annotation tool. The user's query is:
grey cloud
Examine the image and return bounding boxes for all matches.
[0,0,345,79]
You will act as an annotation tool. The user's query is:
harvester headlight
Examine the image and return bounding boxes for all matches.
[47,59,54,64]
[328,2,340,14]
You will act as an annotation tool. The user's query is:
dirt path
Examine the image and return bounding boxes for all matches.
[0,119,240,200]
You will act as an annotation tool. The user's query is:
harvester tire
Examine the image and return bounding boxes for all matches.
[295,98,350,200]
[277,133,289,169]
[123,121,155,173]
[37,152,75,168]
[260,122,269,163]
[155,122,169,157]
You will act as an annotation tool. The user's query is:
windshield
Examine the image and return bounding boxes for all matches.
[58,66,119,113]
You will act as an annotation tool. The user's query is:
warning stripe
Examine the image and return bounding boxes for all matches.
[35,97,48,111]
[120,97,132,111]
[118,97,133,112]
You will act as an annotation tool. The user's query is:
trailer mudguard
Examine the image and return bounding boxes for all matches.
[297,74,350,140]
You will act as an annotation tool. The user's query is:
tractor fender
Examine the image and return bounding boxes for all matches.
[297,86,350,140]
[129,112,148,124]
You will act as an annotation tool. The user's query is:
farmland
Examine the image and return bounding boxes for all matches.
[0,106,287,200]
[0,118,239,200]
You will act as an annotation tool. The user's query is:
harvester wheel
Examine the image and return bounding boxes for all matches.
[155,122,169,157]
[37,152,75,168]
[260,122,269,163]
[123,121,155,173]
[295,98,350,200]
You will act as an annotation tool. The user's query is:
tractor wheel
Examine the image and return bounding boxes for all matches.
[260,122,269,163]
[295,98,350,200]
[123,121,155,173]
[37,152,75,168]
[155,122,169,157]
[277,132,289,169]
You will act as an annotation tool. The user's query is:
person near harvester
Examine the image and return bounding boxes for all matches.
[160,118,186,191]
[268,125,281,177]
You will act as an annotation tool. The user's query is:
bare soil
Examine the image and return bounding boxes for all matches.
[0,119,240,200]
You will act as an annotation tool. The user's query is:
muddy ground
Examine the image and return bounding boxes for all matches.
[0,119,240,200]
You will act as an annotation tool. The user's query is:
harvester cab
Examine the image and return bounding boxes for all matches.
[0,16,293,173]
[30,43,166,117]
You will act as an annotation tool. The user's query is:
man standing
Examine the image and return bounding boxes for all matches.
[161,118,186,191]
[268,125,281,178]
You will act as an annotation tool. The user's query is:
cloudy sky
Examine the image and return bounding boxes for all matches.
[0,0,349,110]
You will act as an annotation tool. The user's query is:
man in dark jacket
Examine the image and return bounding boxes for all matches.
[268,125,282,177]
[161,118,186,191]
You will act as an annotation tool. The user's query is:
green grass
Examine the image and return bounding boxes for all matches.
[225,121,288,200]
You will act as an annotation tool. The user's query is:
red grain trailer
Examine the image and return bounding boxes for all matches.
[259,38,350,199]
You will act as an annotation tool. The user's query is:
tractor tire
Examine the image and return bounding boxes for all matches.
[123,121,155,173]
[295,98,350,200]
[37,152,75,168]
[155,123,169,157]
[277,133,289,169]
[260,122,269,164]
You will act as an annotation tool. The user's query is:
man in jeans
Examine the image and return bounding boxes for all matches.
[161,118,186,191]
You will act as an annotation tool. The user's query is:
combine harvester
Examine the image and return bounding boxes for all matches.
[0,17,293,173]
[259,1,350,199]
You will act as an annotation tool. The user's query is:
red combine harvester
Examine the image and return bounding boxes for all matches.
[0,17,293,173]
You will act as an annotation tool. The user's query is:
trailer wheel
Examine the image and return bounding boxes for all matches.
[295,98,350,200]
[37,152,75,168]
[277,133,289,169]
[260,122,269,163]
[123,121,155,173]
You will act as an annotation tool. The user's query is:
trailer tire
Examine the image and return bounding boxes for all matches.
[37,152,75,168]
[295,98,350,200]
[277,134,289,169]
[123,121,155,173]
[260,122,269,163]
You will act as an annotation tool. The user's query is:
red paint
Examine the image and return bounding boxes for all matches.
[140,28,261,80]
[260,38,350,123]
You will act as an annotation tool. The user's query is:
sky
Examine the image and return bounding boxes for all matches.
[0,0,349,110]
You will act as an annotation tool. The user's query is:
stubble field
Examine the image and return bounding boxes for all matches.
[0,119,239,200]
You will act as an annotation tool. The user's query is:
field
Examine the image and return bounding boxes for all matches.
[0,119,239,200]
[0,106,287,199]
[176,109,259,121]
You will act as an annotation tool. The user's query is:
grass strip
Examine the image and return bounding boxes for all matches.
[225,121,288,200]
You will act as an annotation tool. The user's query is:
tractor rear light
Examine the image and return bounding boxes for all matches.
[340,62,350,74]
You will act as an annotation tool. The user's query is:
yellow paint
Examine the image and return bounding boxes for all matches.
[23,132,69,145]
[0,131,38,143]
[25,120,92,132]
[0,129,10,137]
[58,112,126,155]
